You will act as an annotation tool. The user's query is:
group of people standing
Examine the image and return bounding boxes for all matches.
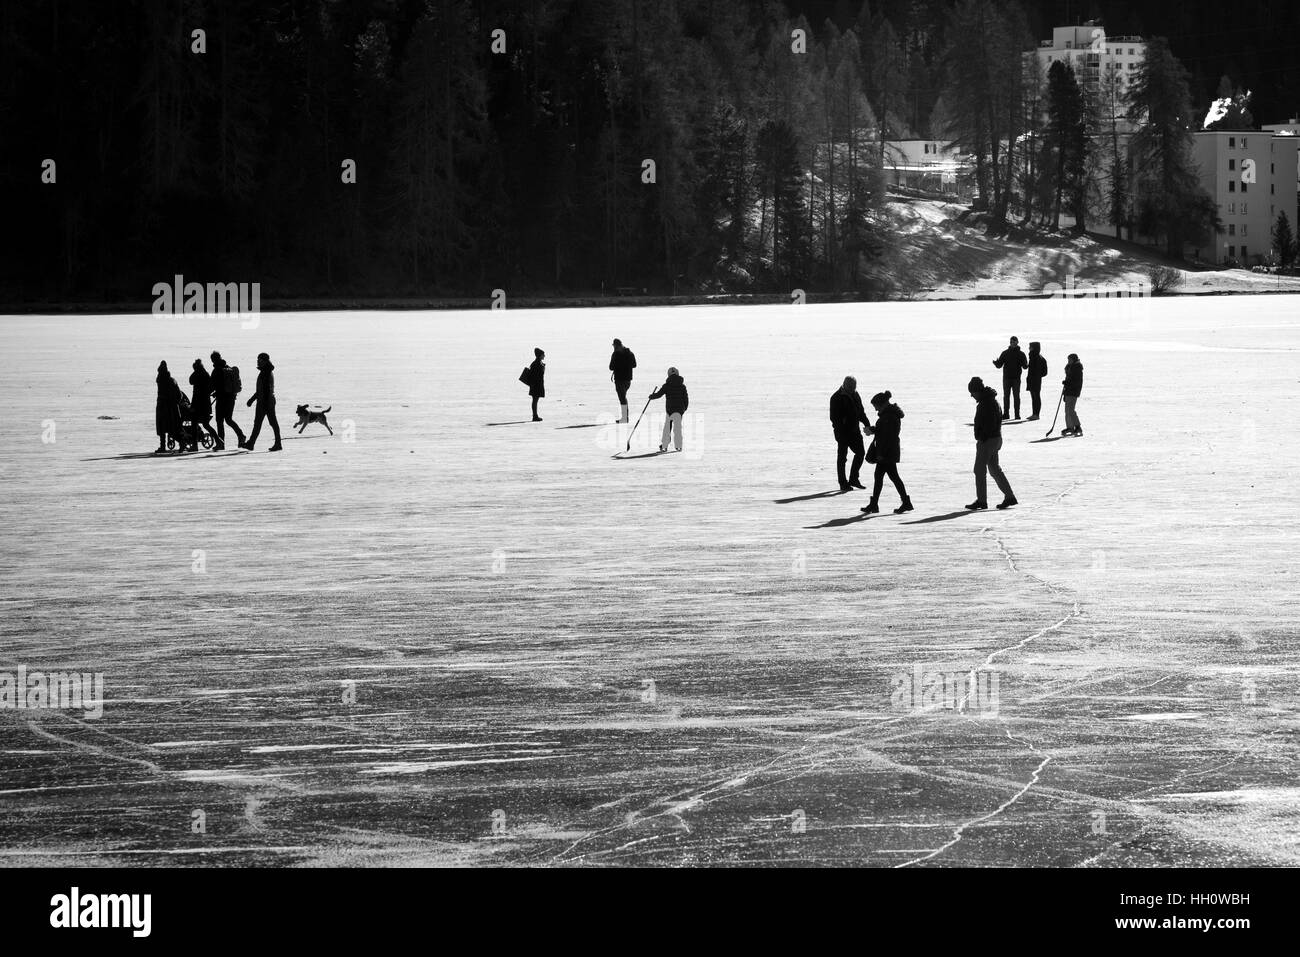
[522,338,690,453]
[830,337,1086,514]
[154,351,282,453]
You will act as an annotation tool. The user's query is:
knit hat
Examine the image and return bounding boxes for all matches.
[968,376,984,392]
[870,390,892,406]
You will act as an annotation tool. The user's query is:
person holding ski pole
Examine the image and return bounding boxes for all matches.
[1061,353,1084,436]
[649,366,688,452]
[609,338,637,423]
[992,335,1029,420]
[829,376,872,492]
[861,390,912,514]
[1026,341,1048,421]
[967,376,1016,510]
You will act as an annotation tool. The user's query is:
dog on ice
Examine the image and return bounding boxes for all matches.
[294,404,333,435]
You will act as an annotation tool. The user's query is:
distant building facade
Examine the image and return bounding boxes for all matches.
[1190,130,1300,265]
[882,140,971,197]
[1030,22,1147,121]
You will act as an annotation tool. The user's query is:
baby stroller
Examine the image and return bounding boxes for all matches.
[167,393,214,452]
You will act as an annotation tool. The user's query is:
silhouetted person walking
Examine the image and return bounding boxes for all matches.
[528,348,546,421]
[968,376,1016,510]
[829,376,871,492]
[188,359,220,449]
[649,366,689,452]
[992,335,1028,420]
[861,391,912,514]
[1026,341,1048,421]
[609,338,637,423]
[155,361,186,453]
[209,351,246,450]
[1062,353,1084,436]
[245,352,282,452]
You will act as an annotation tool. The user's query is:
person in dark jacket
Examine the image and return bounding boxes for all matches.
[1062,353,1084,436]
[155,361,187,453]
[829,376,872,491]
[209,351,247,450]
[1025,341,1048,421]
[968,376,1016,510]
[861,391,912,514]
[528,347,546,421]
[188,359,220,450]
[609,338,637,423]
[649,366,689,452]
[992,335,1029,420]
[245,352,283,451]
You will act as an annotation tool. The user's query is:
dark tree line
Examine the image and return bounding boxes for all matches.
[2,0,1291,302]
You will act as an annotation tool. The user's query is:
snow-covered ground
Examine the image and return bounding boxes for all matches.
[1,297,1298,867]
[884,197,1300,299]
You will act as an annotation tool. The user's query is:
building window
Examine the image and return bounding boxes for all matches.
[1229,159,1236,170]
[1242,182,1248,193]
[1242,137,1248,148]
[1242,245,1248,259]
[1271,163,1275,174]
[1229,224,1236,235]
[1228,202,1235,214]
[1229,137,1236,148]
[1229,246,1236,257]
[1242,203,1247,214]
[1243,225,1248,237]
[1229,181,1236,192]
[1272,184,1276,195]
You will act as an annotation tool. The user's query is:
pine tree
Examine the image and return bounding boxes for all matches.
[1046,61,1087,231]
[1127,37,1221,258]
[1273,211,1297,267]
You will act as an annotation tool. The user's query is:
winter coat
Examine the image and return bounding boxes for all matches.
[609,348,637,382]
[1063,359,1083,397]
[189,368,213,420]
[993,345,1028,382]
[651,374,688,415]
[973,386,1003,441]
[155,372,184,439]
[829,388,870,440]
[1027,350,1048,389]
[870,404,904,464]
[528,358,546,398]
[253,363,276,408]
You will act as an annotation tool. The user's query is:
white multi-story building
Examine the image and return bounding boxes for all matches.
[1192,129,1300,265]
[1029,22,1147,120]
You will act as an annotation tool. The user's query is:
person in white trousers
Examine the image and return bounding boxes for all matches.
[649,367,689,453]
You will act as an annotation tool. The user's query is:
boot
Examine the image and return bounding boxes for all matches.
[861,499,880,514]
[894,497,914,514]
[268,443,283,452]
[849,478,866,490]
[620,404,629,423]
[966,500,988,510]
[996,496,1018,510]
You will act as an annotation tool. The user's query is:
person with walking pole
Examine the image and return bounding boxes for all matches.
[649,366,689,452]
[1061,353,1084,436]
[829,376,872,492]
[609,338,637,423]
[860,391,912,514]
[992,336,1029,420]
[1026,341,1048,421]
[967,376,1016,510]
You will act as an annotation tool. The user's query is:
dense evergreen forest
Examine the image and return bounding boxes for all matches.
[2,0,1295,302]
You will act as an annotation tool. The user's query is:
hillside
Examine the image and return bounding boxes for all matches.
[879,195,1300,299]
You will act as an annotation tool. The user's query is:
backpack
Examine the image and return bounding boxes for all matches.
[226,365,242,394]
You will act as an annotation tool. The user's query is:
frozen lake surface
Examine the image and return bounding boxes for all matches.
[1,297,1298,866]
